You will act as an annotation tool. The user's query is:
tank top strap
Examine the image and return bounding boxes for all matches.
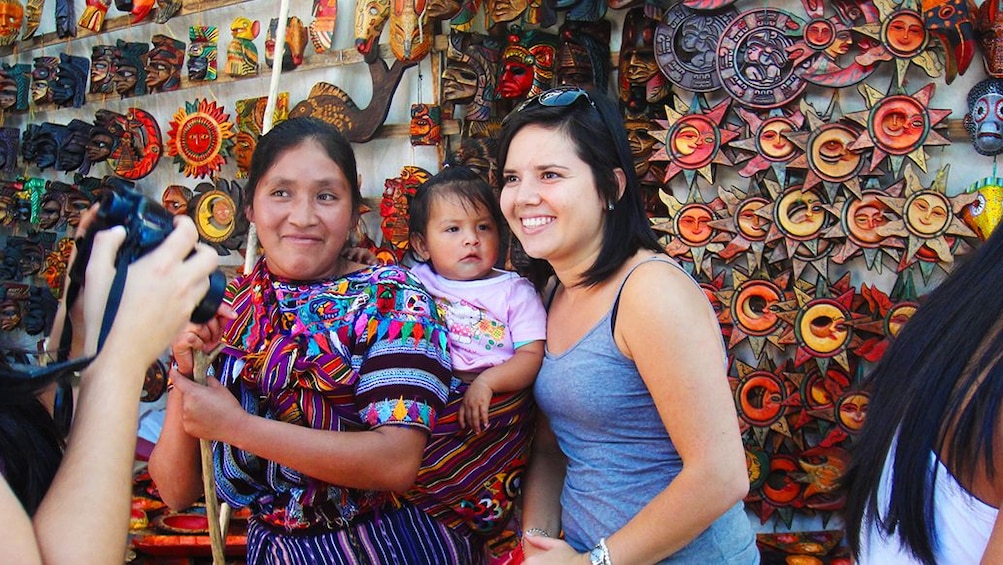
[611,256,693,334]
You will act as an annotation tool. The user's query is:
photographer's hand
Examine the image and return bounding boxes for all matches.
[91,217,221,372]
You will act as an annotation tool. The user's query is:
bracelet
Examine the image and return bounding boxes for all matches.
[522,527,552,539]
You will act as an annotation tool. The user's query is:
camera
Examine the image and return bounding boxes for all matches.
[71,186,226,324]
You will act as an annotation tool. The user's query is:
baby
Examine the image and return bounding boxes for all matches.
[408,165,546,432]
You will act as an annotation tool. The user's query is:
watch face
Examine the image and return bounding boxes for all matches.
[589,546,604,565]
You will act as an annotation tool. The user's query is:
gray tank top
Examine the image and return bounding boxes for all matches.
[534,257,759,563]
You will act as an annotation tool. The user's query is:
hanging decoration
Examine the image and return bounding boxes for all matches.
[166,99,235,179]
[187,26,219,82]
[235,93,289,178]
[380,166,431,262]
[21,0,41,39]
[653,1,736,93]
[0,0,23,46]
[963,78,1003,156]
[712,182,775,272]
[786,0,880,87]
[823,179,904,271]
[731,106,806,187]
[648,95,741,186]
[853,0,943,88]
[77,0,110,33]
[54,0,74,38]
[265,16,307,70]
[410,104,442,146]
[715,8,807,109]
[309,0,337,53]
[651,186,727,277]
[845,82,951,175]
[0,63,30,112]
[144,34,186,94]
[106,108,163,180]
[190,178,247,252]
[225,17,260,77]
[353,0,390,61]
[289,57,416,143]
[717,267,797,360]
[875,164,978,280]
[961,175,1003,240]
[52,53,89,109]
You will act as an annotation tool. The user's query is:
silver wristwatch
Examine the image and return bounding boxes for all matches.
[589,538,612,565]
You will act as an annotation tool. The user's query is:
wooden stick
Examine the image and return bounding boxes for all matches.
[193,346,226,565]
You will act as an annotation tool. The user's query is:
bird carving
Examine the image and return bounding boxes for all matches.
[288,56,416,143]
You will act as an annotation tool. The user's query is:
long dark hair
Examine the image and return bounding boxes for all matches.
[243,117,361,213]
[496,87,661,287]
[844,224,1003,564]
[0,360,68,515]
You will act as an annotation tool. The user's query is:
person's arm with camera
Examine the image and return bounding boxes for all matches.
[6,217,219,564]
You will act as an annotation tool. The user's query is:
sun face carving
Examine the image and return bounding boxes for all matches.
[711,182,775,271]
[775,272,864,374]
[844,82,951,176]
[650,186,728,277]
[166,98,235,178]
[648,95,741,186]
[716,267,798,360]
[822,178,905,272]
[873,164,979,281]
[731,106,806,187]
[852,0,943,88]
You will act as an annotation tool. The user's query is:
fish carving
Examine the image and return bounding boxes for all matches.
[289,56,416,142]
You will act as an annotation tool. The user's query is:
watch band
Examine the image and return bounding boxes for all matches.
[589,537,612,565]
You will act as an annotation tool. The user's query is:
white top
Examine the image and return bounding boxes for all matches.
[859,442,998,564]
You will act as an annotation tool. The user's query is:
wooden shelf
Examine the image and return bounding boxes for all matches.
[0,0,253,57]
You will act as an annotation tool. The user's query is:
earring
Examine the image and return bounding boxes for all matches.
[607,202,615,211]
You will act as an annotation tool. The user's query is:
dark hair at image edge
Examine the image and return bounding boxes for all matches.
[496,87,661,287]
[0,367,69,515]
[243,117,361,213]
[844,224,1003,565]
[409,165,506,243]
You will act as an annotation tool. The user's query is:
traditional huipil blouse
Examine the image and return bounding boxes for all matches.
[213,258,452,532]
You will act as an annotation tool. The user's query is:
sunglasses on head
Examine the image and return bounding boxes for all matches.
[511,86,597,116]
[504,87,634,181]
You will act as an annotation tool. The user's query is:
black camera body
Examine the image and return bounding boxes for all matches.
[71,187,226,324]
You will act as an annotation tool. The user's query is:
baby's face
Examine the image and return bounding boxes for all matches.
[419,195,500,282]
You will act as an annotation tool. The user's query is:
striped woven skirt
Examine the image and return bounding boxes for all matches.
[246,501,484,564]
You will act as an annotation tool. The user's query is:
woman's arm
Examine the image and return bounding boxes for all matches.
[29,219,219,564]
[148,312,233,511]
[601,261,749,563]
[167,374,429,491]
[520,413,567,559]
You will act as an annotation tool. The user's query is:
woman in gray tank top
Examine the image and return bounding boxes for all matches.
[495,86,759,564]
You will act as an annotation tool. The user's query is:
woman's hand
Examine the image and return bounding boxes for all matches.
[168,375,245,443]
[170,303,236,377]
[522,535,588,564]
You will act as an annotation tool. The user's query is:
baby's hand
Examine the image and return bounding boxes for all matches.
[459,379,493,433]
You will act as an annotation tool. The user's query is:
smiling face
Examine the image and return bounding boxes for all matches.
[810,125,861,181]
[676,204,714,245]
[847,195,890,245]
[757,118,796,161]
[906,192,950,236]
[412,194,500,282]
[500,124,606,272]
[247,140,358,281]
[884,11,926,56]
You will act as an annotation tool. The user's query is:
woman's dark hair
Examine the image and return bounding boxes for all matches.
[496,87,661,287]
[243,117,361,213]
[0,362,67,515]
[408,164,505,246]
[844,224,1003,564]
